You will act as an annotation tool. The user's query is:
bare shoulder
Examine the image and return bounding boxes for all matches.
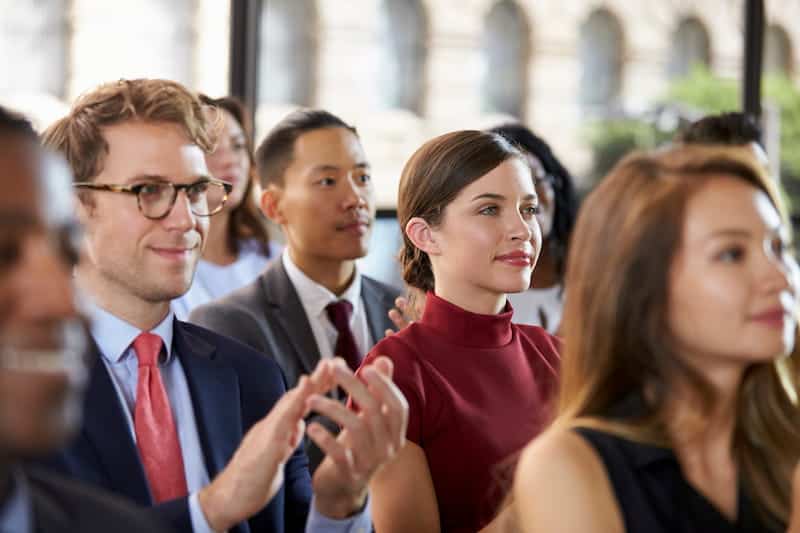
[511,428,624,533]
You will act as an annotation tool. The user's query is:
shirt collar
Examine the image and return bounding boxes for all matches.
[282,250,362,319]
[87,302,175,365]
[0,468,32,533]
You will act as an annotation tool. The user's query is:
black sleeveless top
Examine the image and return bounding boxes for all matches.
[575,427,782,533]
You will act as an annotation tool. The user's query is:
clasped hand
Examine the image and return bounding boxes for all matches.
[199,356,408,531]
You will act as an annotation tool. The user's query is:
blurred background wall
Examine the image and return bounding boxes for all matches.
[3,0,799,285]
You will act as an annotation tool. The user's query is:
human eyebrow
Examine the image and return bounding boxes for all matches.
[470,193,538,203]
[704,229,753,243]
[127,174,214,184]
[310,165,341,174]
[126,174,172,184]
[471,193,505,202]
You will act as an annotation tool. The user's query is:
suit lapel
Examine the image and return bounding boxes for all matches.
[361,277,394,344]
[262,261,322,374]
[81,343,152,505]
[173,321,243,479]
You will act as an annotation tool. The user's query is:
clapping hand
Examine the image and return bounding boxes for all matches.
[307,356,409,518]
[198,361,336,531]
[198,356,408,528]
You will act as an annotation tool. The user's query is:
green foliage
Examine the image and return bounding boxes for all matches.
[586,65,800,195]
[666,65,739,114]
[667,66,800,180]
[585,118,670,183]
[763,75,800,181]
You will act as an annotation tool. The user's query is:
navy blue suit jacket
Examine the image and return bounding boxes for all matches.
[42,320,312,533]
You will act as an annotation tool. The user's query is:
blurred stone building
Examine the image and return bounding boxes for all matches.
[2,0,799,205]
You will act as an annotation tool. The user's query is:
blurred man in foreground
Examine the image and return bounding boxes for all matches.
[0,105,172,532]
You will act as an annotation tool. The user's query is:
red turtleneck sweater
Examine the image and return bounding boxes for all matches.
[361,292,560,533]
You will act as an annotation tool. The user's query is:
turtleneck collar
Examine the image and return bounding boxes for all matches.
[421,291,514,348]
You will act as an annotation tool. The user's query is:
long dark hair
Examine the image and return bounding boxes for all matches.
[200,95,272,256]
[489,123,578,281]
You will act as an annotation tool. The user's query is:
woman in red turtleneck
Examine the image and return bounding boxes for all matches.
[360,130,560,533]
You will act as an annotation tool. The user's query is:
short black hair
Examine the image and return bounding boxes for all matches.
[677,112,762,146]
[255,109,358,187]
[489,123,579,282]
[0,105,37,140]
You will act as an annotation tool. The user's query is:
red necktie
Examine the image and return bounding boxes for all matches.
[325,300,362,371]
[133,332,188,503]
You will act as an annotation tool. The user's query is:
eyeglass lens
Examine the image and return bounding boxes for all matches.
[139,181,226,219]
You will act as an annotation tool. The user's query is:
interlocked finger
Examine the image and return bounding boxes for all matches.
[330,360,379,411]
[359,363,407,457]
[307,421,359,479]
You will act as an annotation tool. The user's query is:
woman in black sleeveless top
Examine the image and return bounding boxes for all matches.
[508,145,800,532]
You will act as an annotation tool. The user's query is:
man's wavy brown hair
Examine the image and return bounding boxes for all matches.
[42,78,214,182]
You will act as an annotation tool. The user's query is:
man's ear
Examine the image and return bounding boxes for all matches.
[405,217,441,256]
[260,185,286,224]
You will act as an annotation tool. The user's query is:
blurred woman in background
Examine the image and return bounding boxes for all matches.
[173,95,281,319]
[510,145,800,532]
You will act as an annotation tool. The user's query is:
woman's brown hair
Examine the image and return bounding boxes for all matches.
[558,144,800,527]
[200,95,272,256]
[397,130,525,292]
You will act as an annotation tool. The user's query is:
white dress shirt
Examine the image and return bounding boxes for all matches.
[172,239,282,320]
[282,251,373,361]
[507,284,564,334]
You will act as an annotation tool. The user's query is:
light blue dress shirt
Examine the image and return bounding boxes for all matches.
[88,304,372,533]
[0,470,31,533]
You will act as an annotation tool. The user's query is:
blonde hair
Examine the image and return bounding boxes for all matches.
[42,78,214,182]
[558,144,800,527]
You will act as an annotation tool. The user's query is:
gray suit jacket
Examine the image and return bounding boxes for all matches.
[189,261,400,472]
[189,259,400,390]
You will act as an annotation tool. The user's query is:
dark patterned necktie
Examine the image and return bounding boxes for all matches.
[325,300,361,371]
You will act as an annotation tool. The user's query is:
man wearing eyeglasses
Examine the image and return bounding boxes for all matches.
[0,105,173,532]
[40,79,408,533]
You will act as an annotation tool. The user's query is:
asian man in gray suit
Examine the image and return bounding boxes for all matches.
[190,110,400,469]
